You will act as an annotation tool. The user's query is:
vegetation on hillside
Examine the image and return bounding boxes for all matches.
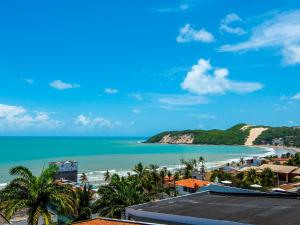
[146,123,251,145]
[147,124,300,148]
[254,126,300,147]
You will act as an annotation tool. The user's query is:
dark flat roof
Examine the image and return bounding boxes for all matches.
[128,192,300,225]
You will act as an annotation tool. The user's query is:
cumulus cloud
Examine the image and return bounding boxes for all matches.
[22,78,34,85]
[157,94,208,106]
[75,114,123,129]
[50,80,80,90]
[219,13,246,35]
[155,3,189,13]
[129,93,143,101]
[104,88,119,94]
[181,58,263,95]
[188,113,216,119]
[0,104,61,130]
[292,93,300,100]
[177,24,214,43]
[219,10,300,65]
[133,109,141,114]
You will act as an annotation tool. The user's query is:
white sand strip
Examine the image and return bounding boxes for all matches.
[245,127,268,146]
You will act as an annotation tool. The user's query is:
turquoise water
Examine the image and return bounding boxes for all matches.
[0,137,280,184]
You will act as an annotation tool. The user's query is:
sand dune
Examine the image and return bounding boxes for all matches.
[245,127,268,145]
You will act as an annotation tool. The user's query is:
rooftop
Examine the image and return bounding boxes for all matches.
[175,179,211,189]
[127,192,300,225]
[72,218,154,225]
[257,164,298,174]
[291,167,300,175]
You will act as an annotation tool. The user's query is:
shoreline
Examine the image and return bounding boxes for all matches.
[0,144,291,187]
[252,145,300,153]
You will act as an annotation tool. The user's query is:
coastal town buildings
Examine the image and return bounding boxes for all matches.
[175,179,211,195]
[257,164,299,183]
[49,161,78,183]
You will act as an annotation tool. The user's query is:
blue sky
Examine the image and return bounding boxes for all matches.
[1,0,300,136]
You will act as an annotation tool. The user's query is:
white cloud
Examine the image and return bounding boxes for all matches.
[104,88,119,94]
[129,93,143,101]
[292,93,300,100]
[133,109,141,114]
[219,10,300,65]
[188,113,216,119]
[181,58,263,95]
[22,78,34,85]
[177,24,214,43]
[0,104,61,130]
[157,94,208,106]
[219,13,246,35]
[156,3,189,13]
[75,114,122,129]
[50,80,80,90]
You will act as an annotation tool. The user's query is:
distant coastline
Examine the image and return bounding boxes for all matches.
[146,123,300,151]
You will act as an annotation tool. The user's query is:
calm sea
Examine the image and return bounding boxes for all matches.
[0,137,284,184]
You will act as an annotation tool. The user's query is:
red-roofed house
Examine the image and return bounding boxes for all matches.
[175,179,211,195]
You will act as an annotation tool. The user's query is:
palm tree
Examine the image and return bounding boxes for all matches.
[180,159,196,178]
[260,168,276,187]
[0,165,77,225]
[166,170,173,195]
[133,162,145,177]
[239,157,245,166]
[80,173,88,185]
[104,170,111,183]
[242,168,261,185]
[198,156,205,179]
[93,174,151,219]
[74,184,93,222]
[159,168,167,187]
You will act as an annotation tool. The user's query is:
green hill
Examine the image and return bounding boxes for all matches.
[146,123,251,145]
[146,124,300,148]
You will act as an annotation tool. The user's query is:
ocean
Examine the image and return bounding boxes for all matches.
[0,137,285,185]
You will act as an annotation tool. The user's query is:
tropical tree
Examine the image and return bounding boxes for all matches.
[133,162,146,177]
[180,159,196,178]
[104,170,111,183]
[210,170,232,182]
[159,167,167,187]
[80,173,88,185]
[167,170,173,195]
[239,157,245,166]
[242,168,261,185]
[260,168,276,187]
[198,156,206,179]
[0,166,77,225]
[74,184,93,222]
[93,174,151,219]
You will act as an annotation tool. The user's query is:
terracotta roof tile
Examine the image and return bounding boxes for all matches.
[73,218,143,225]
[175,179,211,189]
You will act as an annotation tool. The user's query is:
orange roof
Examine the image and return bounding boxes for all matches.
[175,179,211,189]
[272,158,288,161]
[73,218,144,225]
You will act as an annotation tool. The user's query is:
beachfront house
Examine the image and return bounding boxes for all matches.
[49,161,78,183]
[175,179,211,195]
[257,164,299,184]
[246,156,263,167]
[191,170,205,180]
